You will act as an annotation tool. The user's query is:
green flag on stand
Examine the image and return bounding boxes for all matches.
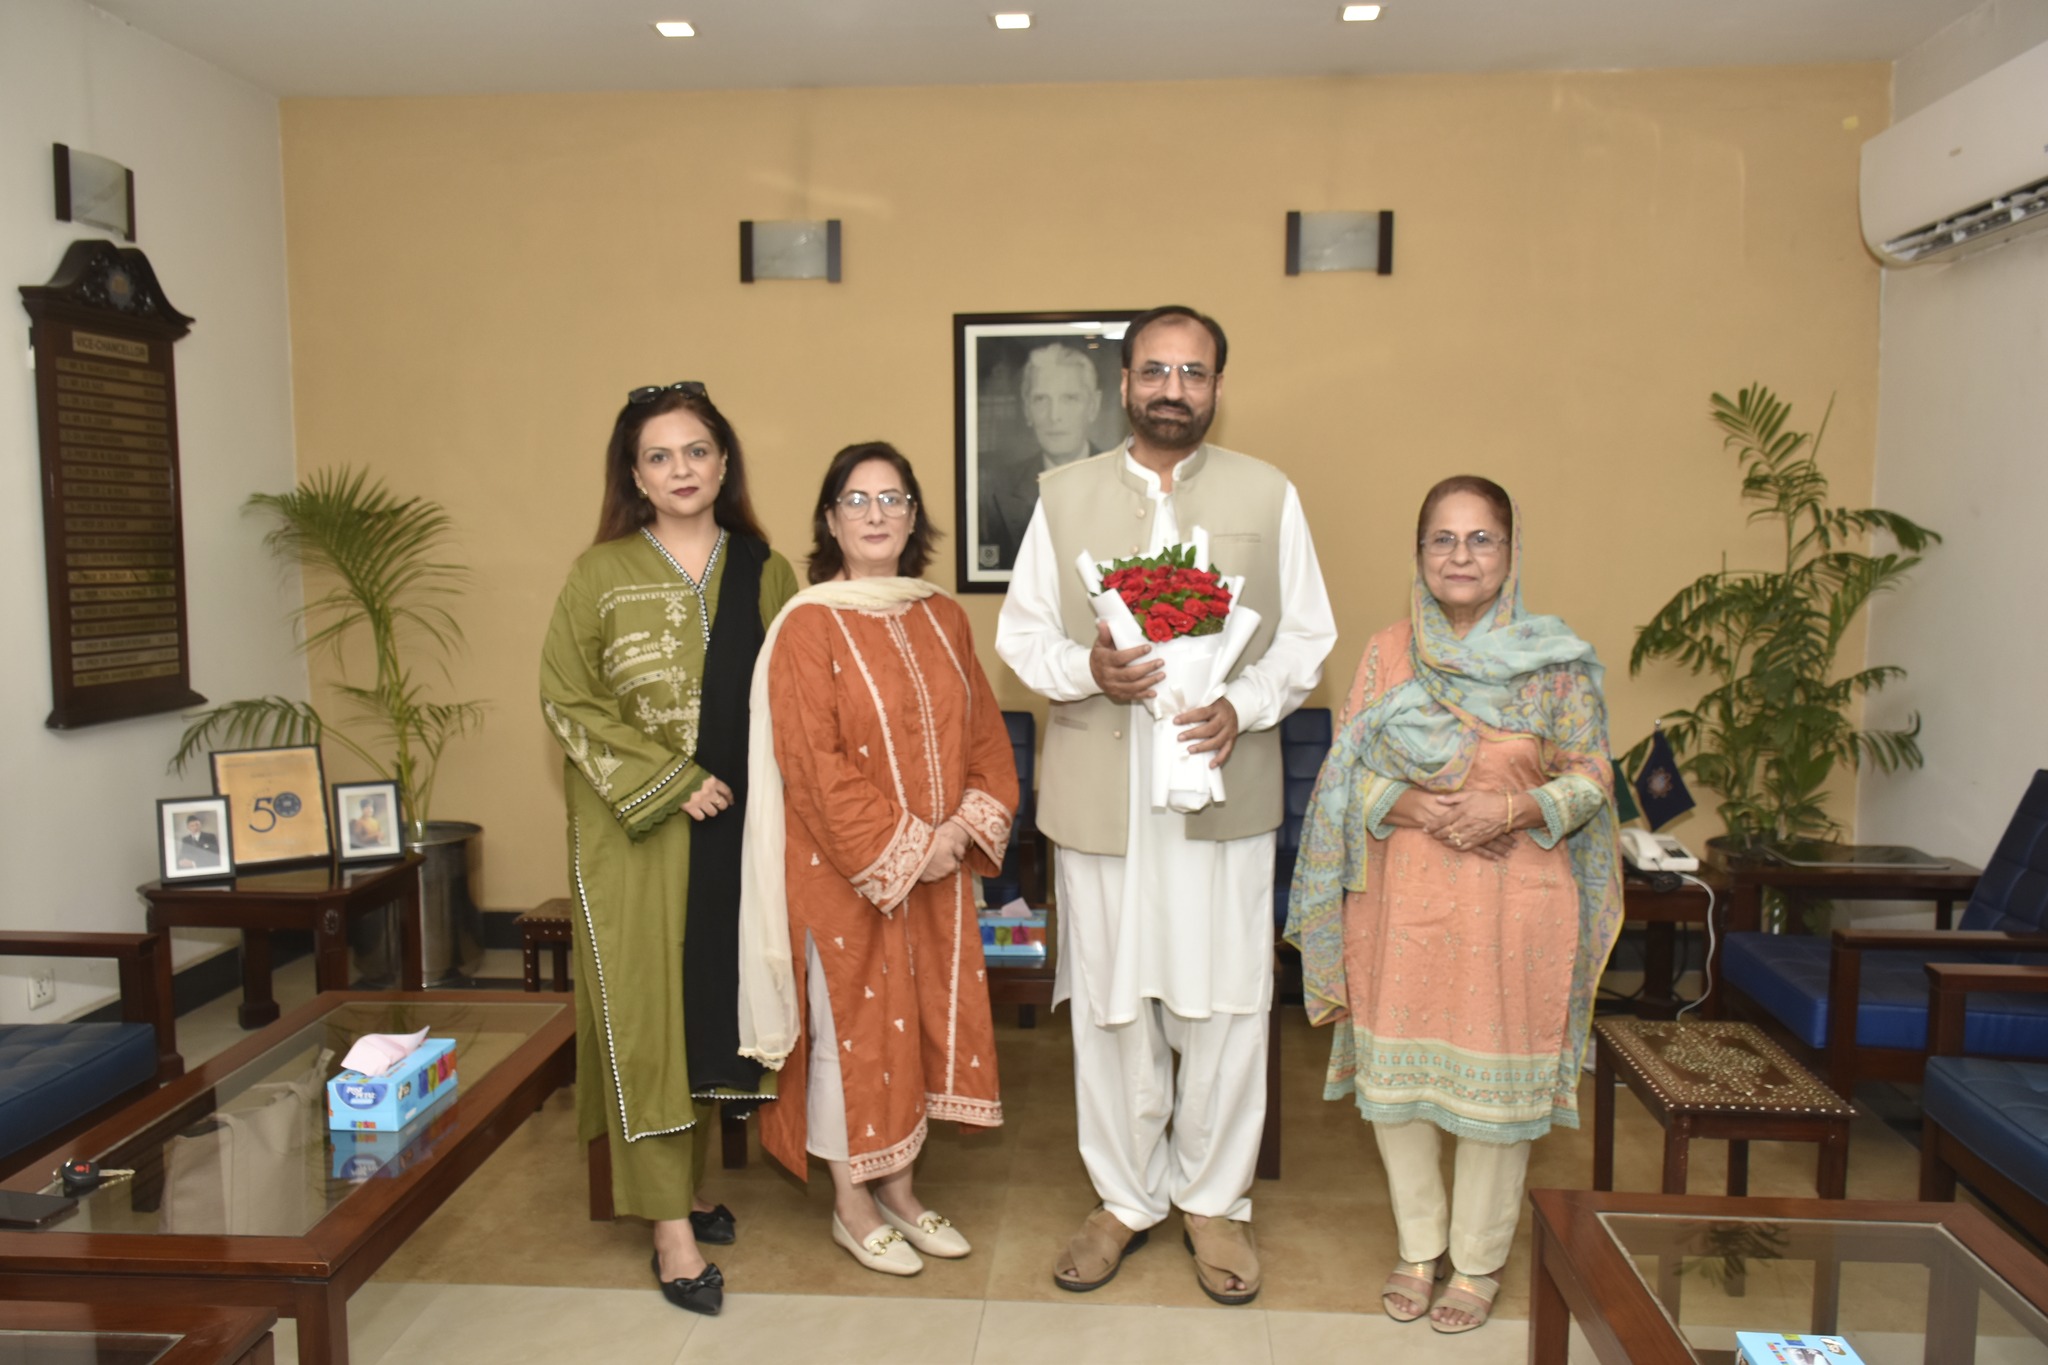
[1611,757,1642,823]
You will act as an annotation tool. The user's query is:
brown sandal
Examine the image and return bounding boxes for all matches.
[1182,1216,1261,1305]
[1053,1208,1150,1292]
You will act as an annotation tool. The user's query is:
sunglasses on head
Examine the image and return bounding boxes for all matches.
[627,381,708,404]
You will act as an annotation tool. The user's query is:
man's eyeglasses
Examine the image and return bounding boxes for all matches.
[834,491,915,519]
[1130,362,1216,392]
[1421,530,1506,559]
[628,381,707,404]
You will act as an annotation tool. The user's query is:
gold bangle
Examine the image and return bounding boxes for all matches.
[1504,791,1516,837]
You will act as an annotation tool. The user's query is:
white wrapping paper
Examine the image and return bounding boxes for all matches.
[1076,526,1263,813]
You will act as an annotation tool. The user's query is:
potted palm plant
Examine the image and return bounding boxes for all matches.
[1623,384,1940,852]
[172,468,487,982]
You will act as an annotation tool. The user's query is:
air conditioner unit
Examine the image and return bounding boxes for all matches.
[1860,38,2048,267]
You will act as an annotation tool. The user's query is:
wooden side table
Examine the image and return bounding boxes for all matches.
[518,899,573,992]
[140,856,424,1028]
[1620,868,1729,1018]
[1593,1017,1856,1199]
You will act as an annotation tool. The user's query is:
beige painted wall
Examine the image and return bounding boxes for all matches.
[279,63,1890,910]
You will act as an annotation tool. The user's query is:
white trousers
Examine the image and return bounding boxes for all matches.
[1068,969,1268,1229]
[1373,1120,1532,1275]
[803,932,851,1164]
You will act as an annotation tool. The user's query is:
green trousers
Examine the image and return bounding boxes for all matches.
[608,1099,714,1221]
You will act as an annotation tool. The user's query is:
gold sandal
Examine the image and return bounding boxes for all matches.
[1381,1256,1441,1322]
[1430,1271,1500,1334]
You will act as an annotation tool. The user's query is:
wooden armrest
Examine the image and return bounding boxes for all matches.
[0,930,158,960]
[1926,962,2048,1056]
[1832,928,2048,953]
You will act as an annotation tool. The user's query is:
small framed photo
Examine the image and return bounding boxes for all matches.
[210,745,332,867]
[158,796,233,883]
[953,310,1139,593]
[334,781,404,863]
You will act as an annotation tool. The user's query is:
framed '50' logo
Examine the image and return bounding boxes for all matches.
[209,744,332,867]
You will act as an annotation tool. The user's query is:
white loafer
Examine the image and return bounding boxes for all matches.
[879,1203,971,1258]
[832,1212,924,1276]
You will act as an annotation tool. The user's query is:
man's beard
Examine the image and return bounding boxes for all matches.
[1126,393,1214,451]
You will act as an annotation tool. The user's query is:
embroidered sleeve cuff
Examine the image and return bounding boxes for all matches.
[1529,776,1603,850]
[952,788,1013,871]
[853,810,934,914]
[1365,779,1409,841]
[616,759,704,836]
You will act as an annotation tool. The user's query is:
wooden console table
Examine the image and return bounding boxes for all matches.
[140,857,424,1027]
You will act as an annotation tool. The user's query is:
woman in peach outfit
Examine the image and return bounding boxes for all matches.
[1286,475,1622,1335]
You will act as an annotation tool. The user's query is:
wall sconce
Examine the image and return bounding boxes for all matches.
[1285,210,1393,276]
[739,219,842,282]
[53,144,136,242]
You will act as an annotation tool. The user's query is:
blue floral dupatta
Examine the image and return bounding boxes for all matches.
[1283,503,1625,1125]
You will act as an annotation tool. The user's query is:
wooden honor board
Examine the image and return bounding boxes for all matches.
[21,240,205,729]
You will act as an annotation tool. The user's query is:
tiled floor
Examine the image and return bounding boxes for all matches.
[172,953,1948,1364]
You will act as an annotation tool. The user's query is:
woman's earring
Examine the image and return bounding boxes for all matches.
[636,485,649,501]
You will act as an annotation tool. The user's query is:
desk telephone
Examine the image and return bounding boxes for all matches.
[1620,827,1699,874]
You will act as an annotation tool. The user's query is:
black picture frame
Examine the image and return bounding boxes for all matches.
[209,744,332,868]
[157,795,232,883]
[953,310,1140,593]
[333,780,405,863]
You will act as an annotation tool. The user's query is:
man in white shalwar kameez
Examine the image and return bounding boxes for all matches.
[996,306,1336,1304]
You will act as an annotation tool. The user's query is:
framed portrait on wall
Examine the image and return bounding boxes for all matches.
[156,795,232,883]
[209,745,331,867]
[953,311,1138,593]
[333,780,403,863]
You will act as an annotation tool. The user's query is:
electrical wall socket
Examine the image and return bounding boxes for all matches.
[28,969,55,1011]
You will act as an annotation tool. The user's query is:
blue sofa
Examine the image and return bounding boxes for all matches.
[0,931,179,1177]
[1920,961,2048,1247]
[1721,769,2048,1097]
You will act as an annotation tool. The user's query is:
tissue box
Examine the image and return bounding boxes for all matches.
[326,1037,458,1131]
[1735,1332,1868,1365]
[980,910,1048,961]
[330,1083,461,1180]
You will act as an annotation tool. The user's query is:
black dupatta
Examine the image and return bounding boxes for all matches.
[685,533,771,1100]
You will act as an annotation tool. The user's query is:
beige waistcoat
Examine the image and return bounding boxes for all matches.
[1036,444,1287,854]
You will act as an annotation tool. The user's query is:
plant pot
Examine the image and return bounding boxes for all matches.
[348,820,485,988]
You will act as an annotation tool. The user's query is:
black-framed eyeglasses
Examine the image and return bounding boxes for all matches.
[833,491,916,519]
[627,381,707,404]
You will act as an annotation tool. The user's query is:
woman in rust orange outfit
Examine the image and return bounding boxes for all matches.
[738,442,1018,1277]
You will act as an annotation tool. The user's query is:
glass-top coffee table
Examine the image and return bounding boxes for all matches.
[1531,1189,2048,1364]
[0,992,572,1365]
[0,1302,276,1365]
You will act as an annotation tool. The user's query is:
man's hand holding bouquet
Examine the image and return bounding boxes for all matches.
[1076,527,1263,813]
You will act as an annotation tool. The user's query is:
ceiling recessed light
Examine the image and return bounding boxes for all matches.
[1341,5,1382,20]
[992,13,1032,30]
[652,20,696,38]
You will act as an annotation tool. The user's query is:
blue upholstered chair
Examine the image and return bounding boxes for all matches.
[982,711,1041,909]
[0,931,179,1177]
[1721,769,2048,1098]
[1920,961,2048,1248]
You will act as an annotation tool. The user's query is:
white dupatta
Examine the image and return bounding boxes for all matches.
[736,576,940,1069]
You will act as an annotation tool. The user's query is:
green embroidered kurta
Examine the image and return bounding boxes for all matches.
[541,531,799,1189]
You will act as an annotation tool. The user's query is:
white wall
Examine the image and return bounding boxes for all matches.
[1856,5,2048,866]
[0,0,303,1020]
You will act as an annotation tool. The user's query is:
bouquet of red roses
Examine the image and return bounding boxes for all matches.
[1097,545,1235,643]
[1076,528,1263,814]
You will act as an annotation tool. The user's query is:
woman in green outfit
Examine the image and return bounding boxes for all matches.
[540,381,800,1316]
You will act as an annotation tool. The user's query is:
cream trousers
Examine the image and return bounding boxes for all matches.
[1373,1119,1532,1275]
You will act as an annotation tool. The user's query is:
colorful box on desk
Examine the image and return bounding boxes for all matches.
[1735,1331,1867,1365]
[980,911,1047,960]
[326,1037,459,1131]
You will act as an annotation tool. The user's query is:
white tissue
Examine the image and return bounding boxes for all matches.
[340,1028,430,1078]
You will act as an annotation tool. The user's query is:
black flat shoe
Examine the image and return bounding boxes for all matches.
[689,1203,737,1245]
[651,1252,724,1316]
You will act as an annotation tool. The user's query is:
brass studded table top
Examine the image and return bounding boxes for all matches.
[1593,1018,1856,1116]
